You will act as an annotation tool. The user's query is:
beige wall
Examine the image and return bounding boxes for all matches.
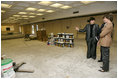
[1,23,20,34]
[22,13,117,41]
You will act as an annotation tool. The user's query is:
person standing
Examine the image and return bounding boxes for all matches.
[98,14,114,72]
[97,23,105,62]
[98,22,114,62]
[75,17,99,59]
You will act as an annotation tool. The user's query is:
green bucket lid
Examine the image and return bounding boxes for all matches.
[1,58,13,66]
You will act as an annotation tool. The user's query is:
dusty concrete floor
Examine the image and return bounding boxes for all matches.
[1,38,117,78]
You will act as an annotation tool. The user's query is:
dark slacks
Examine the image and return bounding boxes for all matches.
[101,46,110,71]
[99,46,103,61]
[86,38,97,59]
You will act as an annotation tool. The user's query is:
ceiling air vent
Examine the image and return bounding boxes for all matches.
[73,11,79,14]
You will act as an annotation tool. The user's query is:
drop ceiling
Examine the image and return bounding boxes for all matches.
[1,1,117,25]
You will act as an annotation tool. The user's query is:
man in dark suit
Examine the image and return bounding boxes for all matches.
[75,17,99,59]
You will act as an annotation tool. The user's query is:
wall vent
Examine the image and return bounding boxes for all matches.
[73,11,79,14]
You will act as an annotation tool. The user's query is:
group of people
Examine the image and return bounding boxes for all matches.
[75,14,114,72]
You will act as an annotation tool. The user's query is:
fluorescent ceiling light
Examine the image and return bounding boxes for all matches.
[46,10,54,13]
[26,7,37,11]
[22,15,28,17]
[13,15,20,17]
[1,3,12,8]
[60,6,71,9]
[18,12,27,14]
[29,13,35,15]
[80,1,96,4]
[36,13,43,16]
[37,9,46,12]
[38,1,53,6]
[29,16,35,18]
[1,10,6,13]
[50,3,63,8]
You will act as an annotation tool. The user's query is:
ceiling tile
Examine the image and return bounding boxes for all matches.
[16,2,30,7]
[1,1,102,23]
[58,1,76,5]
[25,1,39,4]
[32,5,45,9]
[11,6,25,10]
[71,2,84,7]
[1,1,14,5]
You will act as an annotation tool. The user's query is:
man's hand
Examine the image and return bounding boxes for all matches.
[75,27,79,31]
[97,41,100,46]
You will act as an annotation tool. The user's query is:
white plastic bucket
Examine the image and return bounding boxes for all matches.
[1,58,15,78]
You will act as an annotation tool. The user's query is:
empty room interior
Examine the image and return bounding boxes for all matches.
[1,1,117,78]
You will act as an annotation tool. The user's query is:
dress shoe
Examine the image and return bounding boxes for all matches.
[98,60,103,62]
[100,66,103,68]
[92,58,96,60]
[98,69,108,72]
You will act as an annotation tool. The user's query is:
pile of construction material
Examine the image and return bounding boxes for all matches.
[47,33,55,45]
[37,29,48,41]
[48,33,74,47]
[29,34,37,40]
